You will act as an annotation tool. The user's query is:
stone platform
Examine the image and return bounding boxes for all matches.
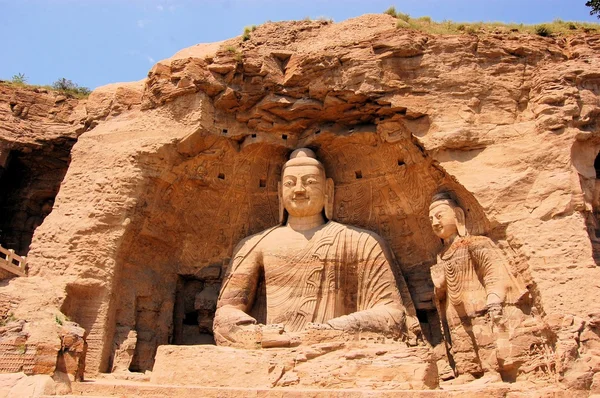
[67,379,582,398]
[150,343,438,390]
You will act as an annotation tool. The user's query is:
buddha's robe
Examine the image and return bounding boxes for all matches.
[214,221,418,347]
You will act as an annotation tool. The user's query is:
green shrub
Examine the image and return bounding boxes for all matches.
[397,12,410,22]
[535,24,551,37]
[384,6,397,17]
[52,78,91,98]
[417,16,432,23]
[242,25,258,41]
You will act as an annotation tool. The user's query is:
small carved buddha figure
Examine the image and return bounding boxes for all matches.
[429,192,532,382]
[214,148,421,348]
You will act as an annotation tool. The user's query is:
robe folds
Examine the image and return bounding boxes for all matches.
[215,221,419,345]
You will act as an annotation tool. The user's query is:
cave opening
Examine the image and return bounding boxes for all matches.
[590,151,600,265]
[172,275,218,346]
[107,134,492,373]
[0,140,75,257]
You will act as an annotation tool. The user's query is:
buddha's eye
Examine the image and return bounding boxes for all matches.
[306,179,317,185]
[283,180,294,187]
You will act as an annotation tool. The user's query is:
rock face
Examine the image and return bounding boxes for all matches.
[0,13,599,393]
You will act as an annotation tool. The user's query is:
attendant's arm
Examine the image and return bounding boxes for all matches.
[469,237,509,309]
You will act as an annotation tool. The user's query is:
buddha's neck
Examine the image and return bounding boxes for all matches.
[287,213,326,231]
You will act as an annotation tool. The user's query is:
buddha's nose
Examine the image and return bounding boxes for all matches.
[293,181,306,192]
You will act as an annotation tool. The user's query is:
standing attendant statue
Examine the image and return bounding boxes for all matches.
[429,192,539,382]
[214,148,421,348]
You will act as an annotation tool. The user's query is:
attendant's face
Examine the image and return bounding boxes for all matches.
[429,203,458,240]
[282,165,326,218]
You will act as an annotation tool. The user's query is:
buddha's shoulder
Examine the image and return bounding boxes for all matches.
[232,225,282,254]
[328,221,386,244]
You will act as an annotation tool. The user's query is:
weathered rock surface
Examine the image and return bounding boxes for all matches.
[0,12,599,394]
[151,344,437,389]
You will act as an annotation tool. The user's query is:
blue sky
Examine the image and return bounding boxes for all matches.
[1,0,598,90]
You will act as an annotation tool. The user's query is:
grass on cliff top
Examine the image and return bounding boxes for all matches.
[384,8,599,36]
[1,76,91,99]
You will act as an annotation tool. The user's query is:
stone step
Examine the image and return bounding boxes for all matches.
[70,379,555,398]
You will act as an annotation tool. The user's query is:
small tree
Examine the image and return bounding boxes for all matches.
[11,73,27,85]
[52,78,91,98]
[587,0,600,18]
[52,78,77,91]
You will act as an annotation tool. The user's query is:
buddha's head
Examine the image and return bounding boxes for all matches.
[429,192,467,241]
[278,148,334,223]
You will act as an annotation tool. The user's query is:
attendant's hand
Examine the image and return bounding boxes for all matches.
[486,303,505,331]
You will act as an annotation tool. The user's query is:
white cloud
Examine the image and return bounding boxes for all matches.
[147,56,156,64]
[156,5,164,11]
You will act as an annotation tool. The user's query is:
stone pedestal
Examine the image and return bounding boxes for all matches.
[151,343,438,390]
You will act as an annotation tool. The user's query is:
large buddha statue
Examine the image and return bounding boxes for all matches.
[429,192,544,382]
[214,148,421,349]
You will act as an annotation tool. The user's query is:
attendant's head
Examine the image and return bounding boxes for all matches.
[429,192,466,241]
[279,148,334,222]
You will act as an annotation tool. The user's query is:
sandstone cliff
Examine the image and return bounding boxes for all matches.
[1,13,600,392]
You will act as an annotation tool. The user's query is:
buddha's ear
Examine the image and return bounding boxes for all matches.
[325,178,334,220]
[278,182,285,224]
[454,206,467,237]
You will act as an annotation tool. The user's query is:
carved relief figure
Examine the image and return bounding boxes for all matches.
[429,192,540,382]
[214,148,420,348]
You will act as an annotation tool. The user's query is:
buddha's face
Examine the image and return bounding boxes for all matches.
[281,164,326,218]
[429,202,459,240]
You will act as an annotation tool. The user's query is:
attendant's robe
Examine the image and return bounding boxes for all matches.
[431,235,531,376]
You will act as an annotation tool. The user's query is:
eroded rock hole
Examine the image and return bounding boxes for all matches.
[218,173,225,180]
[281,134,288,140]
[259,178,267,188]
[355,170,363,179]
[0,140,75,257]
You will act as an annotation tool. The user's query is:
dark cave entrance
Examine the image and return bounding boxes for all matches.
[0,140,75,257]
[589,152,600,265]
[171,275,220,346]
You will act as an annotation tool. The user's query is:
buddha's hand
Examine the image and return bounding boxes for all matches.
[213,306,261,348]
[261,324,295,348]
[305,322,333,330]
